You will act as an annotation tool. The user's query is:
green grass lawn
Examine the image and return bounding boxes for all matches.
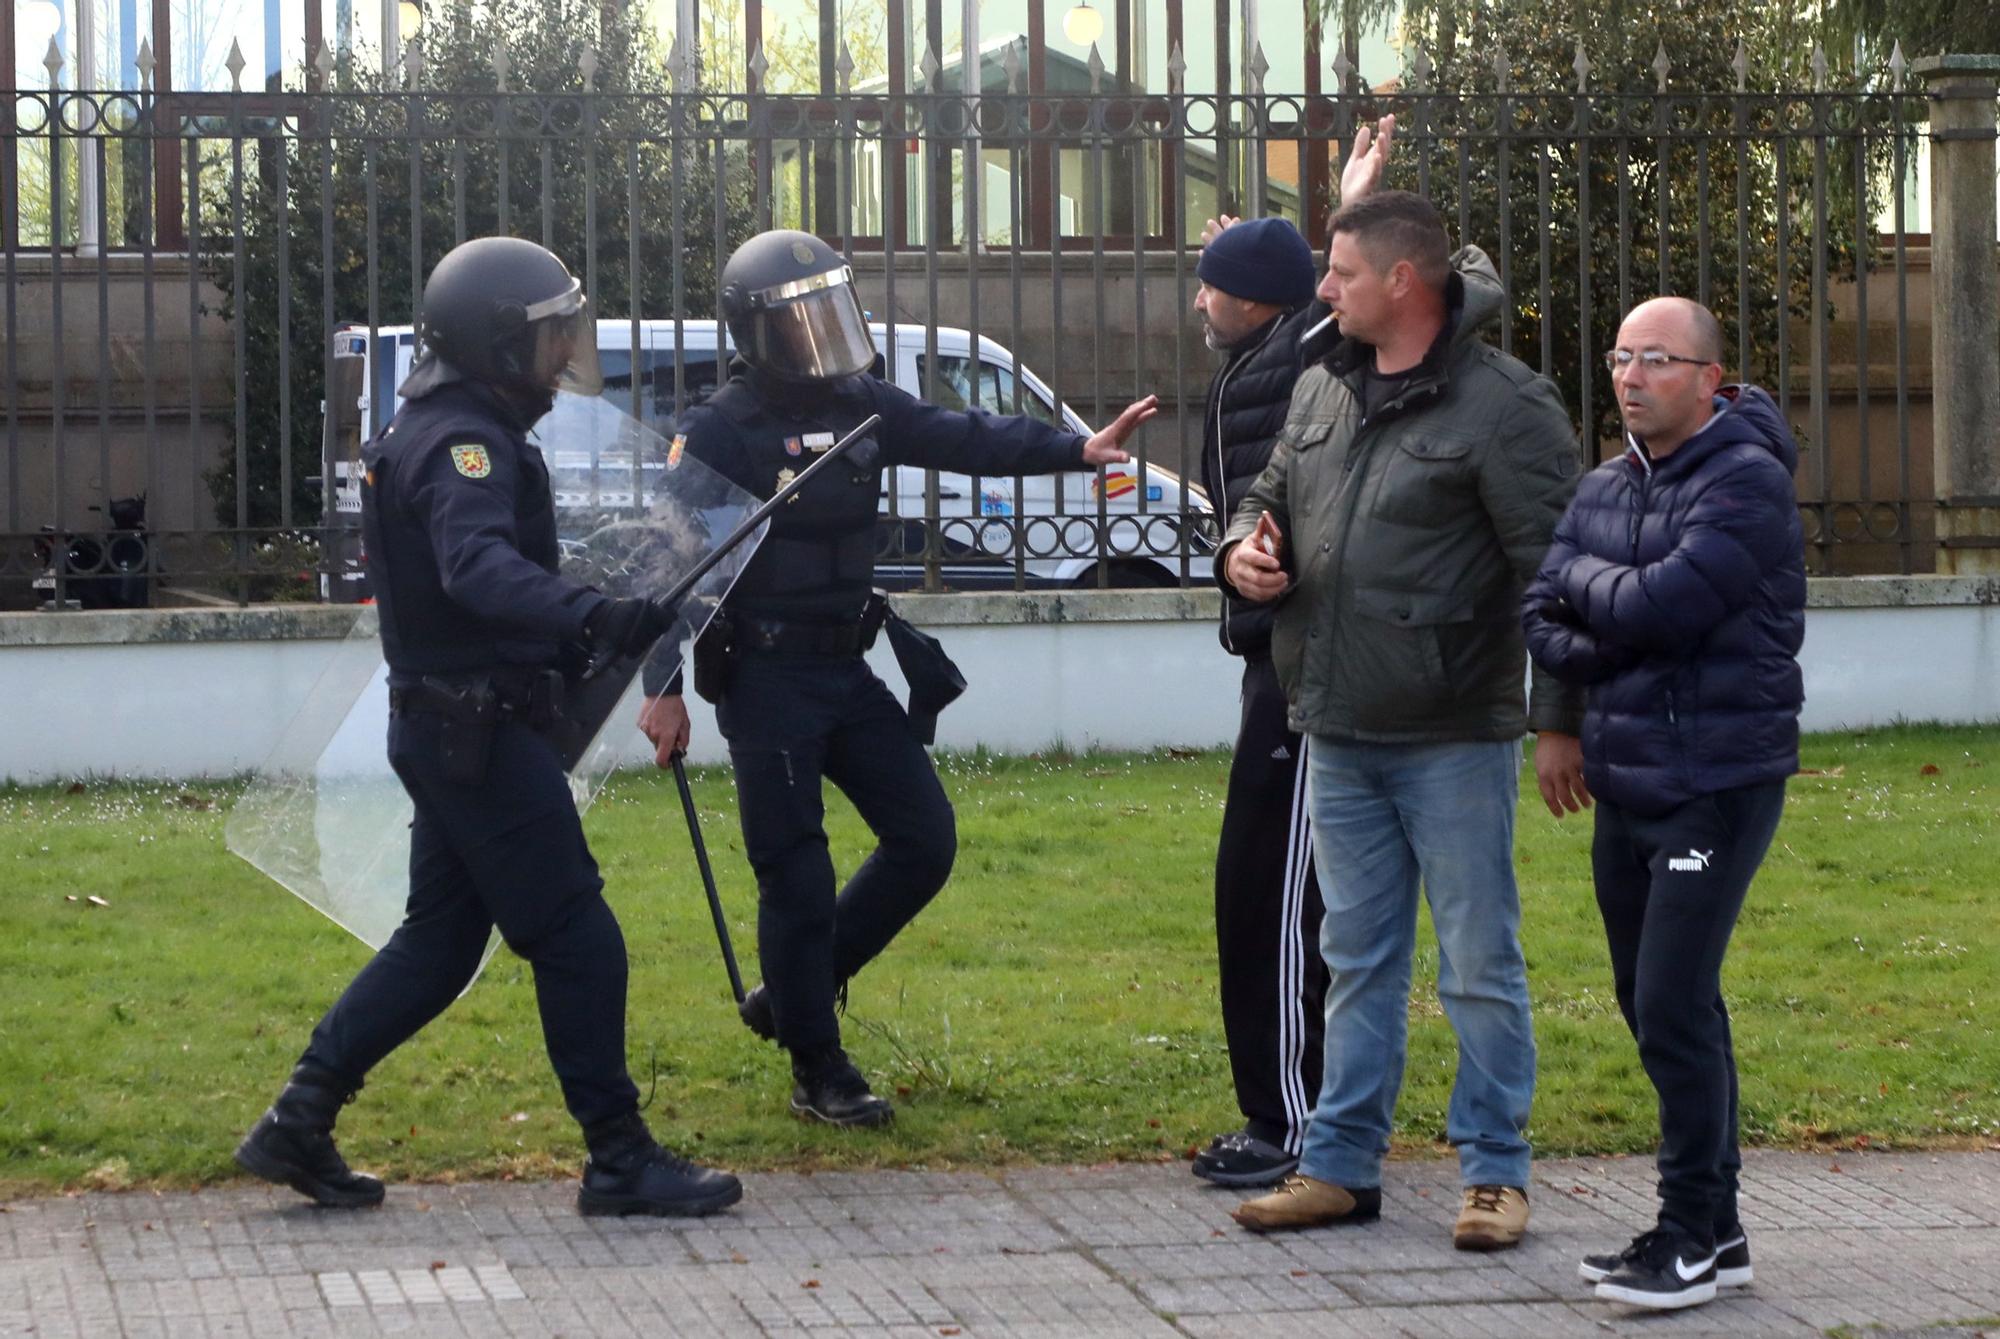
[2,725,1994,1196]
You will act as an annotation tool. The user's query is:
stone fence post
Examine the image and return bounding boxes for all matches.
[1914,55,2000,574]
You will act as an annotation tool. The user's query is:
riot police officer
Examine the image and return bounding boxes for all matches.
[235,236,742,1218]
[638,229,1157,1127]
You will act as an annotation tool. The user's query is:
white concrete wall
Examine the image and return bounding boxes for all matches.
[1,583,1994,785]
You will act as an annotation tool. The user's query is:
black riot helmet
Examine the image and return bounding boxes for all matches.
[399,236,603,402]
[718,230,875,384]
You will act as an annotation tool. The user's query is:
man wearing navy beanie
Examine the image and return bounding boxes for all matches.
[1188,202,1340,1188]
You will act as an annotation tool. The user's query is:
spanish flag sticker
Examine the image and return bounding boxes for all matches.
[449,443,492,479]
[668,434,687,470]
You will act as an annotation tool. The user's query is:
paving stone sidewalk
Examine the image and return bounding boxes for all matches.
[4,1150,1997,1338]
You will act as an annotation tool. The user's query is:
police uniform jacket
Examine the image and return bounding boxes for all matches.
[640,365,1089,694]
[362,380,606,686]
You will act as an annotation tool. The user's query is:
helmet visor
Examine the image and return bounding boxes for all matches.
[523,289,604,397]
[753,280,875,381]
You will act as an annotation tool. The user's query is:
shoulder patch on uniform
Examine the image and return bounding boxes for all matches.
[448,443,493,479]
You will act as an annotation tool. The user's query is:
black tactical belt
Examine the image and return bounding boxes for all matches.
[389,671,565,726]
[736,613,878,658]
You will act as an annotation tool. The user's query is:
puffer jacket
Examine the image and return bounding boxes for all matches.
[1218,246,1586,743]
[1200,301,1327,658]
[1521,384,1806,816]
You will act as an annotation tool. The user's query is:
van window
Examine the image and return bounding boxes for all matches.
[916,354,1059,425]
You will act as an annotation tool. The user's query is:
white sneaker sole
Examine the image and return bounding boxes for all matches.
[1595,1278,1718,1310]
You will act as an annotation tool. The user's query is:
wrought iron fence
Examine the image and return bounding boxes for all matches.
[0,33,1966,610]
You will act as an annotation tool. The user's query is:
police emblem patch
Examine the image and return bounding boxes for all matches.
[667,434,687,470]
[775,466,798,501]
[449,444,492,479]
[783,436,803,457]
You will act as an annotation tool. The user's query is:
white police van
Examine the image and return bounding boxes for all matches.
[324,319,1213,594]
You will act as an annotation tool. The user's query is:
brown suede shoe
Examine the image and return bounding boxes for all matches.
[1230,1175,1382,1233]
[1453,1184,1529,1251]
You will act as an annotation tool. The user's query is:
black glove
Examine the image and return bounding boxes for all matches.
[585,597,672,658]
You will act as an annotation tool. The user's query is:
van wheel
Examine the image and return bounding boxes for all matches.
[1068,561,1179,590]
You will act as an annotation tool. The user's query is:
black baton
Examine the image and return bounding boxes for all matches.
[670,751,744,1004]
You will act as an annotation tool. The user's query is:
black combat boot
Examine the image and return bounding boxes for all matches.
[234,1063,385,1208]
[789,1043,894,1128]
[576,1112,743,1217]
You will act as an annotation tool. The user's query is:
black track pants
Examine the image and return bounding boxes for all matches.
[1213,655,1328,1153]
[1592,780,1787,1238]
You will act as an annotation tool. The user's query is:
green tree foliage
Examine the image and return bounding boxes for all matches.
[1321,0,1907,450]
[203,0,755,531]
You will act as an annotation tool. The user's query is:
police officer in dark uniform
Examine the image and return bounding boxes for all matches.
[235,236,742,1218]
[637,229,1157,1127]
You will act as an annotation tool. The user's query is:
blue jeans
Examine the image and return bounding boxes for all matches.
[1297,738,1536,1190]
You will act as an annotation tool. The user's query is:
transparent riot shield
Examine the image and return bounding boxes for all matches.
[226,392,763,969]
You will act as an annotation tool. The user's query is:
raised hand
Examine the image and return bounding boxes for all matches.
[1082,395,1161,465]
[1340,113,1396,205]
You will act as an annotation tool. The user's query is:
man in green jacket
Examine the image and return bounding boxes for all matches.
[1220,189,1588,1252]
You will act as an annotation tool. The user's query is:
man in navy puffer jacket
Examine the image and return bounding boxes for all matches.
[1522,296,1804,1313]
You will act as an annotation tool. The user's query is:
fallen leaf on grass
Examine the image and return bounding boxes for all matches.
[1919,763,1941,776]
[1167,747,1200,760]
[86,896,109,908]
[65,895,78,903]
[66,782,85,795]
[176,792,212,809]
[1796,765,1845,777]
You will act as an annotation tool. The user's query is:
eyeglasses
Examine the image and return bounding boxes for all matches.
[1604,348,1716,374]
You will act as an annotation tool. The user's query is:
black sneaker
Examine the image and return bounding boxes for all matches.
[1582,1229,1751,1289]
[1714,1231,1753,1288]
[789,1046,894,1129]
[1191,1131,1299,1188]
[1592,1227,1719,1310]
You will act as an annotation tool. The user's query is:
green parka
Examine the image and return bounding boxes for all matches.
[1218,246,1587,743]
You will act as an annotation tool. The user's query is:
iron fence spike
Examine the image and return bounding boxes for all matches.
[835,38,855,93]
[579,44,598,91]
[43,35,62,84]
[1491,41,1509,92]
[1653,39,1670,92]
[226,38,247,91]
[1412,42,1433,90]
[311,38,334,86]
[1166,40,1185,94]
[919,41,941,90]
[1248,41,1269,95]
[1002,37,1022,94]
[1888,39,1906,92]
[1811,41,1827,92]
[749,40,769,91]
[1573,38,1591,93]
[493,39,510,90]
[136,37,155,91]
[1732,36,1748,91]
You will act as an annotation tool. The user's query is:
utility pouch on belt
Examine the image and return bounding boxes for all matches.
[881,599,966,746]
[422,675,498,784]
[691,613,738,705]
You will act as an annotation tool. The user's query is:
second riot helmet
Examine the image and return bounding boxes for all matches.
[400,236,603,402]
[718,230,875,383]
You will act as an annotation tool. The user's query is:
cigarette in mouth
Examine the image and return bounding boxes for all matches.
[1300,312,1337,344]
